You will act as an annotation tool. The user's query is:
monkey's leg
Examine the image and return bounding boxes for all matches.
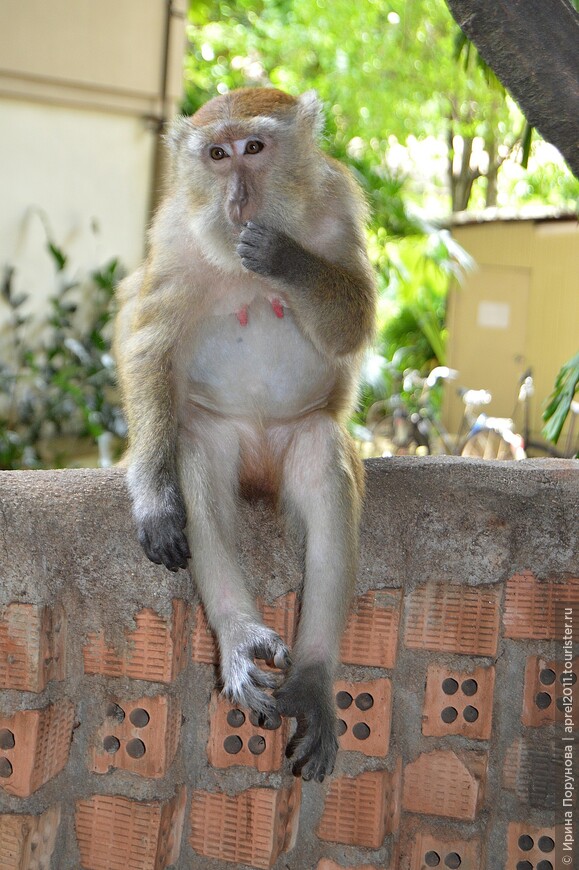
[275,415,362,782]
[179,418,291,719]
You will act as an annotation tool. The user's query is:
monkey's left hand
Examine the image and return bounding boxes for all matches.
[237,222,305,284]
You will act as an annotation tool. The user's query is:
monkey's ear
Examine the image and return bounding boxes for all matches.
[165,115,192,153]
[296,90,324,140]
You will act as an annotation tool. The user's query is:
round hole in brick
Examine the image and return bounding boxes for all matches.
[536,863,553,870]
[461,679,478,696]
[537,836,555,853]
[355,692,374,711]
[0,758,13,778]
[126,738,146,759]
[518,835,534,851]
[337,719,347,736]
[560,670,577,685]
[223,735,243,754]
[556,697,566,712]
[424,851,440,867]
[516,862,533,870]
[444,853,461,869]
[227,709,246,728]
[352,722,371,740]
[539,668,556,685]
[442,678,458,695]
[129,708,150,728]
[0,729,15,750]
[441,706,458,723]
[336,691,353,709]
[103,735,120,754]
[463,705,479,723]
[106,703,125,723]
[248,735,266,755]
[535,692,552,710]
[264,711,282,730]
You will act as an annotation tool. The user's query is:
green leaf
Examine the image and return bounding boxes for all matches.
[542,352,579,444]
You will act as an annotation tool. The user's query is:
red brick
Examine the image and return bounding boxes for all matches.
[83,599,188,683]
[0,805,61,869]
[503,572,579,639]
[506,822,559,867]
[75,787,186,870]
[191,592,298,665]
[207,691,289,771]
[335,678,391,757]
[399,828,483,869]
[422,664,495,739]
[404,583,500,656]
[522,654,578,726]
[317,767,399,849]
[317,861,379,870]
[0,700,75,797]
[340,588,401,668]
[91,694,181,778]
[402,749,487,820]
[189,781,301,868]
[0,603,65,692]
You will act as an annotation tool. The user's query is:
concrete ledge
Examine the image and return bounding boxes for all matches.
[0,458,577,868]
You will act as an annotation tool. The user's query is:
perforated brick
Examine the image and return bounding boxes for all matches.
[404,582,500,656]
[335,678,391,757]
[340,588,401,668]
[402,749,487,821]
[522,655,578,726]
[91,694,181,778]
[503,572,579,639]
[75,787,186,870]
[83,599,188,683]
[422,664,495,739]
[0,805,61,869]
[506,822,559,869]
[399,829,483,870]
[503,736,561,809]
[191,592,298,665]
[189,781,301,868]
[0,700,75,797]
[0,603,65,692]
[207,690,289,771]
[317,767,399,848]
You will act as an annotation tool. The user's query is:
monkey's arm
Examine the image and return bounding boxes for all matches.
[115,276,191,572]
[237,222,376,357]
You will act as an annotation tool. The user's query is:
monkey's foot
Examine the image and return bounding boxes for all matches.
[136,492,191,573]
[222,624,291,721]
[275,662,338,782]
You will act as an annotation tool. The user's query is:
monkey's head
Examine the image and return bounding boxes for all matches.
[167,88,326,259]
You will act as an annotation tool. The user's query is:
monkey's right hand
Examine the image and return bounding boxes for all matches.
[135,491,191,573]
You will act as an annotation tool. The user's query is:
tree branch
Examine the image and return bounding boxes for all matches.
[445,0,579,177]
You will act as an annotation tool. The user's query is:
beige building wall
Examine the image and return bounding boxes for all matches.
[0,0,186,323]
[444,214,579,444]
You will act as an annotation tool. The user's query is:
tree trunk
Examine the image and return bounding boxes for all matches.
[445,0,579,178]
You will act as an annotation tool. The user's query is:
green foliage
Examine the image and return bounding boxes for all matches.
[542,352,579,446]
[0,242,125,469]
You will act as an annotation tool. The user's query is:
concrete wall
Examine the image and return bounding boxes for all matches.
[0,0,186,325]
[445,215,579,443]
[0,458,577,868]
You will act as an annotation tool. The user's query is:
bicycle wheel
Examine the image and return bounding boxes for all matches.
[461,427,525,460]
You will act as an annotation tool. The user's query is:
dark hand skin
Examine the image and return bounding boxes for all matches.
[237,221,328,287]
[136,484,191,572]
[274,662,338,782]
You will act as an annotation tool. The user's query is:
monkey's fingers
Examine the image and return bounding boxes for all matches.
[137,522,191,573]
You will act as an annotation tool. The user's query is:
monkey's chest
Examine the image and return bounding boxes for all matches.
[184,299,335,419]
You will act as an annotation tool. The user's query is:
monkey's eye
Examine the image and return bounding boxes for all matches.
[210,146,227,161]
[245,140,264,155]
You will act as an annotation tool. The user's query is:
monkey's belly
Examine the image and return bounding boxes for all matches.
[184,301,336,420]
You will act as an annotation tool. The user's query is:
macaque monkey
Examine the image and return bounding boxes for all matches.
[114,88,376,781]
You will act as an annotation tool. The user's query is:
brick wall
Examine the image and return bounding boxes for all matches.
[0,458,577,869]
